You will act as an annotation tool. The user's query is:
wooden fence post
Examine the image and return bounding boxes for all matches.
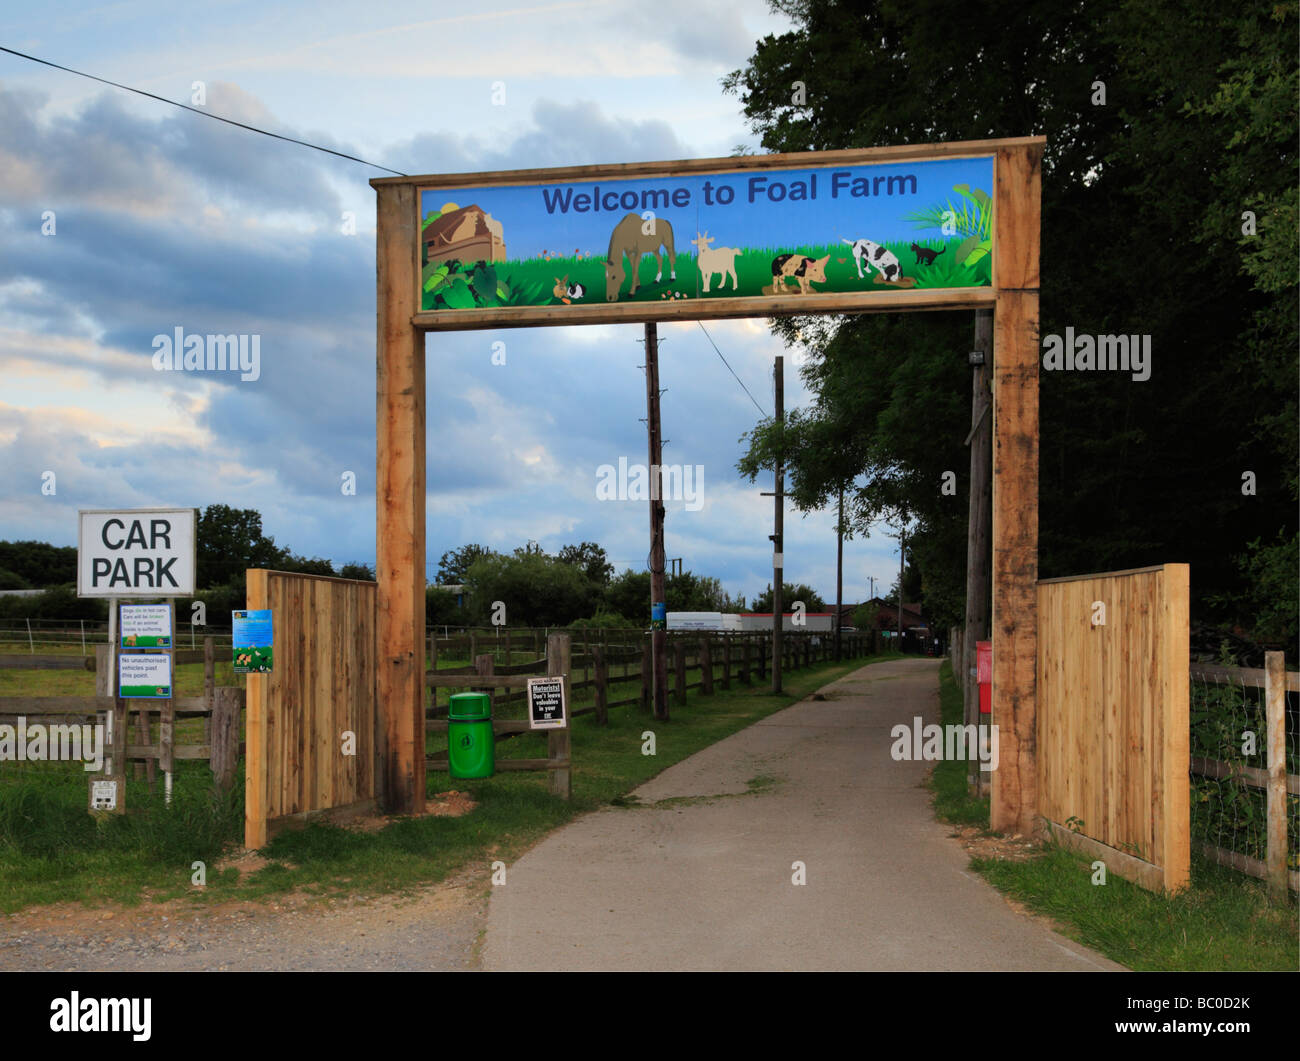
[210,686,239,791]
[1265,651,1287,900]
[758,638,766,681]
[674,642,686,706]
[700,638,713,695]
[594,644,608,725]
[640,638,651,710]
[722,636,732,690]
[740,638,750,684]
[547,633,571,798]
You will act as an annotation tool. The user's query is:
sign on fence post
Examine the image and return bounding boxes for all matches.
[527,675,567,730]
[77,509,196,598]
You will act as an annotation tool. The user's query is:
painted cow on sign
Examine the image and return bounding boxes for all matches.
[604,213,677,302]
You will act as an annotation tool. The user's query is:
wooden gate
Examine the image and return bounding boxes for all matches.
[244,570,378,848]
[1036,564,1189,892]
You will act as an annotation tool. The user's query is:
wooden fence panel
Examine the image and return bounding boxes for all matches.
[1036,563,1189,893]
[245,569,377,848]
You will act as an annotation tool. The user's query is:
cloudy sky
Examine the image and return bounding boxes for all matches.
[0,0,907,610]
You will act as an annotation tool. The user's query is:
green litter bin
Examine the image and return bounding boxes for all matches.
[447,692,494,779]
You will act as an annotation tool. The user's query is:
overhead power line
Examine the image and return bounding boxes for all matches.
[696,321,768,418]
[0,45,407,177]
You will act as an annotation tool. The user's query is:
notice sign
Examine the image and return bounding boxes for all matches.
[119,603,172,648]
[118,653,172,698]
[526,676,567,730]
[78,508,196,598]
[232,609,273,673]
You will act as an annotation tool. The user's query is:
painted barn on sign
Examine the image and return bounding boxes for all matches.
[423,204,506,264]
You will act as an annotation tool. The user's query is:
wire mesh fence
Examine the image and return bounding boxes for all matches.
[1189,663,1298,888]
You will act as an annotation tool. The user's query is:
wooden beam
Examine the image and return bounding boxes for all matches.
[375,181,426,816]
[989,141,1042,837]
[371,136,1048,190]
[1161,563,1190,893]
[413,287,995,332]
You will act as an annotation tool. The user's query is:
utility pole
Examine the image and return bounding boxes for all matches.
[964,309,993,792]
[834,486,844,661]
[897,524,906,650]
[644,323,668,721]
[772,356,784,693]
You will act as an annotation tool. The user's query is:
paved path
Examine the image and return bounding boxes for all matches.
[484,658,1123,971]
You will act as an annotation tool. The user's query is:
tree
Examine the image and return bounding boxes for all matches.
[0,541,76,587]
[436,544,497,584]
[557,542,614,585]
[751,582,826,613]
[727,0,1296,633]
[339,563,375,581]
[464,550,600,627]
[196,505,285,587]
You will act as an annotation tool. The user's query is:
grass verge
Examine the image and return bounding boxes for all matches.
[0,653,896,914]
[929,659,1298,971]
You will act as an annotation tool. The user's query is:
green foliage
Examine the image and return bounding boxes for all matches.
[557,542,614,585]
[436,544,498,584]
[464,549,601,627]
[0,541,76,588]
[425,586,461,627]
[750,581,826,613]
[726,0,1298,631]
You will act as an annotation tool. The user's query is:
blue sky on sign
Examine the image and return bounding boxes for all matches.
[0,0,920,609]
[424,157,994,260]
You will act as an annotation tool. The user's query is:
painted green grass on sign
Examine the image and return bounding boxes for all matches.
[420,238,987,311]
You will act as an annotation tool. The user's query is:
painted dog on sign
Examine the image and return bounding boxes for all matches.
[842,238,902,283]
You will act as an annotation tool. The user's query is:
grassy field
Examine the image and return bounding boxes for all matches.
[929,660,1298,971]
[0,652,898,914]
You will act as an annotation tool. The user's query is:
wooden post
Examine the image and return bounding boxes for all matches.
[673,642,686,706]
[757,638,766,681]
[741,637,750,685]
[641,638,651,710]
[700,638,713,695]
[722,636,732,690]
[593,644,608,725]
[210,686,239,791]
[989,142,1042,836]
[1265,651,1287,900]
[547,633,571,798]
[375,181,426,816]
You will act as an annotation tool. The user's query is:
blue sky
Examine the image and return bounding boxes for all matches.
[0,0,915,610]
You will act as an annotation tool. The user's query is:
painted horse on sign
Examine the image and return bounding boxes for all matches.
[604,212,677,302]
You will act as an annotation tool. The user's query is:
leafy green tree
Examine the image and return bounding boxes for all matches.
[0,541,76,587]
[339,563,375,581]
[196,505,285,587]
[465,550,600,626]
[727,0,1296,634]
[436,544,498,584]
[751,582,826,613]
[557,542,614,585]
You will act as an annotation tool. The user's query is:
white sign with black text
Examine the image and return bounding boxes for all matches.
[526,676,567,730]
[78,508,197,597]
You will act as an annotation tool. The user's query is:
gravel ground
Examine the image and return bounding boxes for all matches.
[0,870,489,972]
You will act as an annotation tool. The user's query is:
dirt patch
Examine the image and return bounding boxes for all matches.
[339,790,478,833]
[952,825,1044,863]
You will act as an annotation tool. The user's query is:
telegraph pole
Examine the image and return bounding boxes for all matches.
[897,525,906,649]
[772,355,784,693]
[834,486,844,661]
[644,323,668,721]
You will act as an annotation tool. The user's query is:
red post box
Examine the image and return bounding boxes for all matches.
[976,639,992,715]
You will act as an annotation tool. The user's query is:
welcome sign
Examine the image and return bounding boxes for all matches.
[416,153,994,323]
